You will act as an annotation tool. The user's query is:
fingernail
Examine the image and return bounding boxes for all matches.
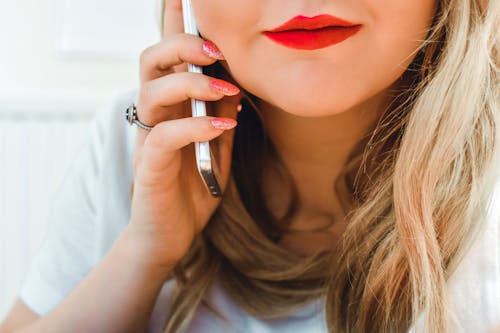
[210,79,240,96]
[202,41,225,60]
[211,117,237,130]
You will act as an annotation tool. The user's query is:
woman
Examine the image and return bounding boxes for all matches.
[1,0,499,332]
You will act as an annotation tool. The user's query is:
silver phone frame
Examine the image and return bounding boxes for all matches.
[182,0,222,197]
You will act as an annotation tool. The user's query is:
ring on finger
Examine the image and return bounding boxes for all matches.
[125,103,154,131]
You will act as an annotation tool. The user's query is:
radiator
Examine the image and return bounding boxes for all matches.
[0,110,94,318]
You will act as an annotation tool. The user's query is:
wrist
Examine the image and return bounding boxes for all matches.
[114,227,176,279]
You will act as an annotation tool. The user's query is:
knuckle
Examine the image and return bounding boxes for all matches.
[147,126,170,148]
[139,45,154,64]
[137,89,158,123]
[138,88,153,111]
[174,72,191,94]
[159,33,183,48]
[178,72,213,99]
[161,72,190,101]
[170,33,184,43]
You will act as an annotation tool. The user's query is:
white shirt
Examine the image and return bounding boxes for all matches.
[19,90,500,332]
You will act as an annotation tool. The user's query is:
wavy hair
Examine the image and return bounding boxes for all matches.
[158,0,500,331]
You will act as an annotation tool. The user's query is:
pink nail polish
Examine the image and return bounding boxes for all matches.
[202,41,225,60]
[210,79,240,96]
[211,118,237,130]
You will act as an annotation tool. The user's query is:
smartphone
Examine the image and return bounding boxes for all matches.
[182,0,222,197]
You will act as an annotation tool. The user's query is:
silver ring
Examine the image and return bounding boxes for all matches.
[125,103,154,131]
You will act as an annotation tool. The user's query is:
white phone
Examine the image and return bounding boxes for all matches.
[182,0,222,197]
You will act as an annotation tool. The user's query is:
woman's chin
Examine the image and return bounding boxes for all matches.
[271,98,353,118]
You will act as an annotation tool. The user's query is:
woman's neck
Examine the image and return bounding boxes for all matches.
[258,87,394,213]
[252,86,397,255]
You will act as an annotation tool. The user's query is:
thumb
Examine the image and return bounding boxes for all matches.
[162,0,184,39]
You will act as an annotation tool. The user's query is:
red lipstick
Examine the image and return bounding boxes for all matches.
[263,14,362,50]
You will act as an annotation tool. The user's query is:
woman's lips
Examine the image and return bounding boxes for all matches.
[263,14,362,50]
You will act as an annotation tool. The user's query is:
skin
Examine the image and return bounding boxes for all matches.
[191,0,438,254]
[2,1,500,332]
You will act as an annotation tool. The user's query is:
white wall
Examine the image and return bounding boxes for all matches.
[0,0,161,319]
[0,0,160,109]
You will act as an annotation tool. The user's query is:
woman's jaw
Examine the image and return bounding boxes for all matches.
[192,0,436,118]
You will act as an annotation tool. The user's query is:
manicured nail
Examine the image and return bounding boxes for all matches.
[211,117,237,130]
[202,41,225,60]
[210,79,240,96]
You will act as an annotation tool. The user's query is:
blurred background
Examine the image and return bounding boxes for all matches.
[0,0,162,318]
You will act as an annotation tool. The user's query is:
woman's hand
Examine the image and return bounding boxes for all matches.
[124,2,242,270]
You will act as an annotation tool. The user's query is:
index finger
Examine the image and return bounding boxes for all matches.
[161,0,184,39]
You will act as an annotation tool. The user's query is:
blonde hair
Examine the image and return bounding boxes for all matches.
[159,0,500,332]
